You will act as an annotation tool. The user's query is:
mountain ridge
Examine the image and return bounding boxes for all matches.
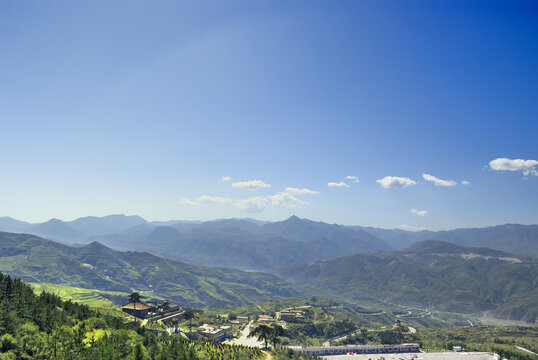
[0,215,536,268]
[0,231,305,308]
[272,240,538,323]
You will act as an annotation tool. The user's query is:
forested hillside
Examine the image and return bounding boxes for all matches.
[0,272,319,360]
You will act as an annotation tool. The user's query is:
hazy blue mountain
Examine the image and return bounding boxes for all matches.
[89,216,393,270]
[2,215,536,267]
[353,223,538,257]
[350,226,435,250]
[0,214,148,245]
[67,214,147,238]
[194,218,264,232]
[27,218,85,244]
[430,224,538,258]
[0,231,304,308]
[273,240,538,323]
[0,216,31,233]
[84,222,159,248]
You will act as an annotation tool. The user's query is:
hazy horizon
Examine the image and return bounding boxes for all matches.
[2,212,538,233]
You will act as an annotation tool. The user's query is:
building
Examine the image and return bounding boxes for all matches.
[158,310,185,325]
[278,310,305,322]
[140,300,182,319]
[122,302,152,319]
[159,300,180,313]
[197,324,234,342]
[258,315,275,324]
[295,343,420,356]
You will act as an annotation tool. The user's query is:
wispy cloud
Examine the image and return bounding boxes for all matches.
[233,196,269,213]
[397,224,427,232]
[345,176,360,183]
[328,181,350,188]
[232,180,272,191]
[285,187,319,195]
[461,180,471,186]
[376,176,416,189]
[268,192,309,208]
[221,176,232,181]
[422,173,457,187]
[181,187,311,213]
[410,208,427,217]
[488,157,538,177]
[197,195,235,204]
[180,198,200,206]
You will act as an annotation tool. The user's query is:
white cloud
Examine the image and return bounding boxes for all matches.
[180,198,199,206]
[488,157,538,176]
[232,180,272,191]
[422,174,457,187]
[181,187,310,213]
[285,187,319,195]
[233,197,269,213]
[268,192,309,208]
[410,208,428,217]
[328,181,350,188]
[221,176,232,181]
[196,195,235,205]
[397,224,427,232]
[345,176,360,183]
[376,176,416,189]
[461,180,471,185]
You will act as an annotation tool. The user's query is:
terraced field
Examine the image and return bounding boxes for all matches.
[28,283,130,308]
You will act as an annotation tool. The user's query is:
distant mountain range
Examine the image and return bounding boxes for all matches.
[1,215,537,270]
[272,240,538,323]
[0,230,536,322]
[0,232,303,308]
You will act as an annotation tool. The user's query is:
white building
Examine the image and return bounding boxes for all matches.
[295,343,420,356]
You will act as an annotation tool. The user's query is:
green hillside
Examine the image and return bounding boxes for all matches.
[0,271,320,360]
[28,283,132,309]
[274,241,538,323]
[0,232,304,308]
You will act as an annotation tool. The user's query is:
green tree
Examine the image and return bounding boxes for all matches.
[128,292,142,324]
[269,324,286,349]
[249,324,272,349]
[130,342,149,360]
[183,308,202,333]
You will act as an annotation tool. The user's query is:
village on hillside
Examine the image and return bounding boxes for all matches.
[121,295,313,344]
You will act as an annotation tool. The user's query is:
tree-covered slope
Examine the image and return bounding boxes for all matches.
[0,232,304,308]
[0,272,319,360]
[273,241,538,322]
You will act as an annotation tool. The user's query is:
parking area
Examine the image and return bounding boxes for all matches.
[323,352,493,360]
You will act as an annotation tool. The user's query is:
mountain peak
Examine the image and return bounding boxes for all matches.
[46,218,65,224]
[83,241,111,251]
[285,215,302,222]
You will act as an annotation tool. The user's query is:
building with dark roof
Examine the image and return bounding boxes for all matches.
[122,301,151,318]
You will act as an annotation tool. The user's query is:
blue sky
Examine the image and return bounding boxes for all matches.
[1,0,537,229]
